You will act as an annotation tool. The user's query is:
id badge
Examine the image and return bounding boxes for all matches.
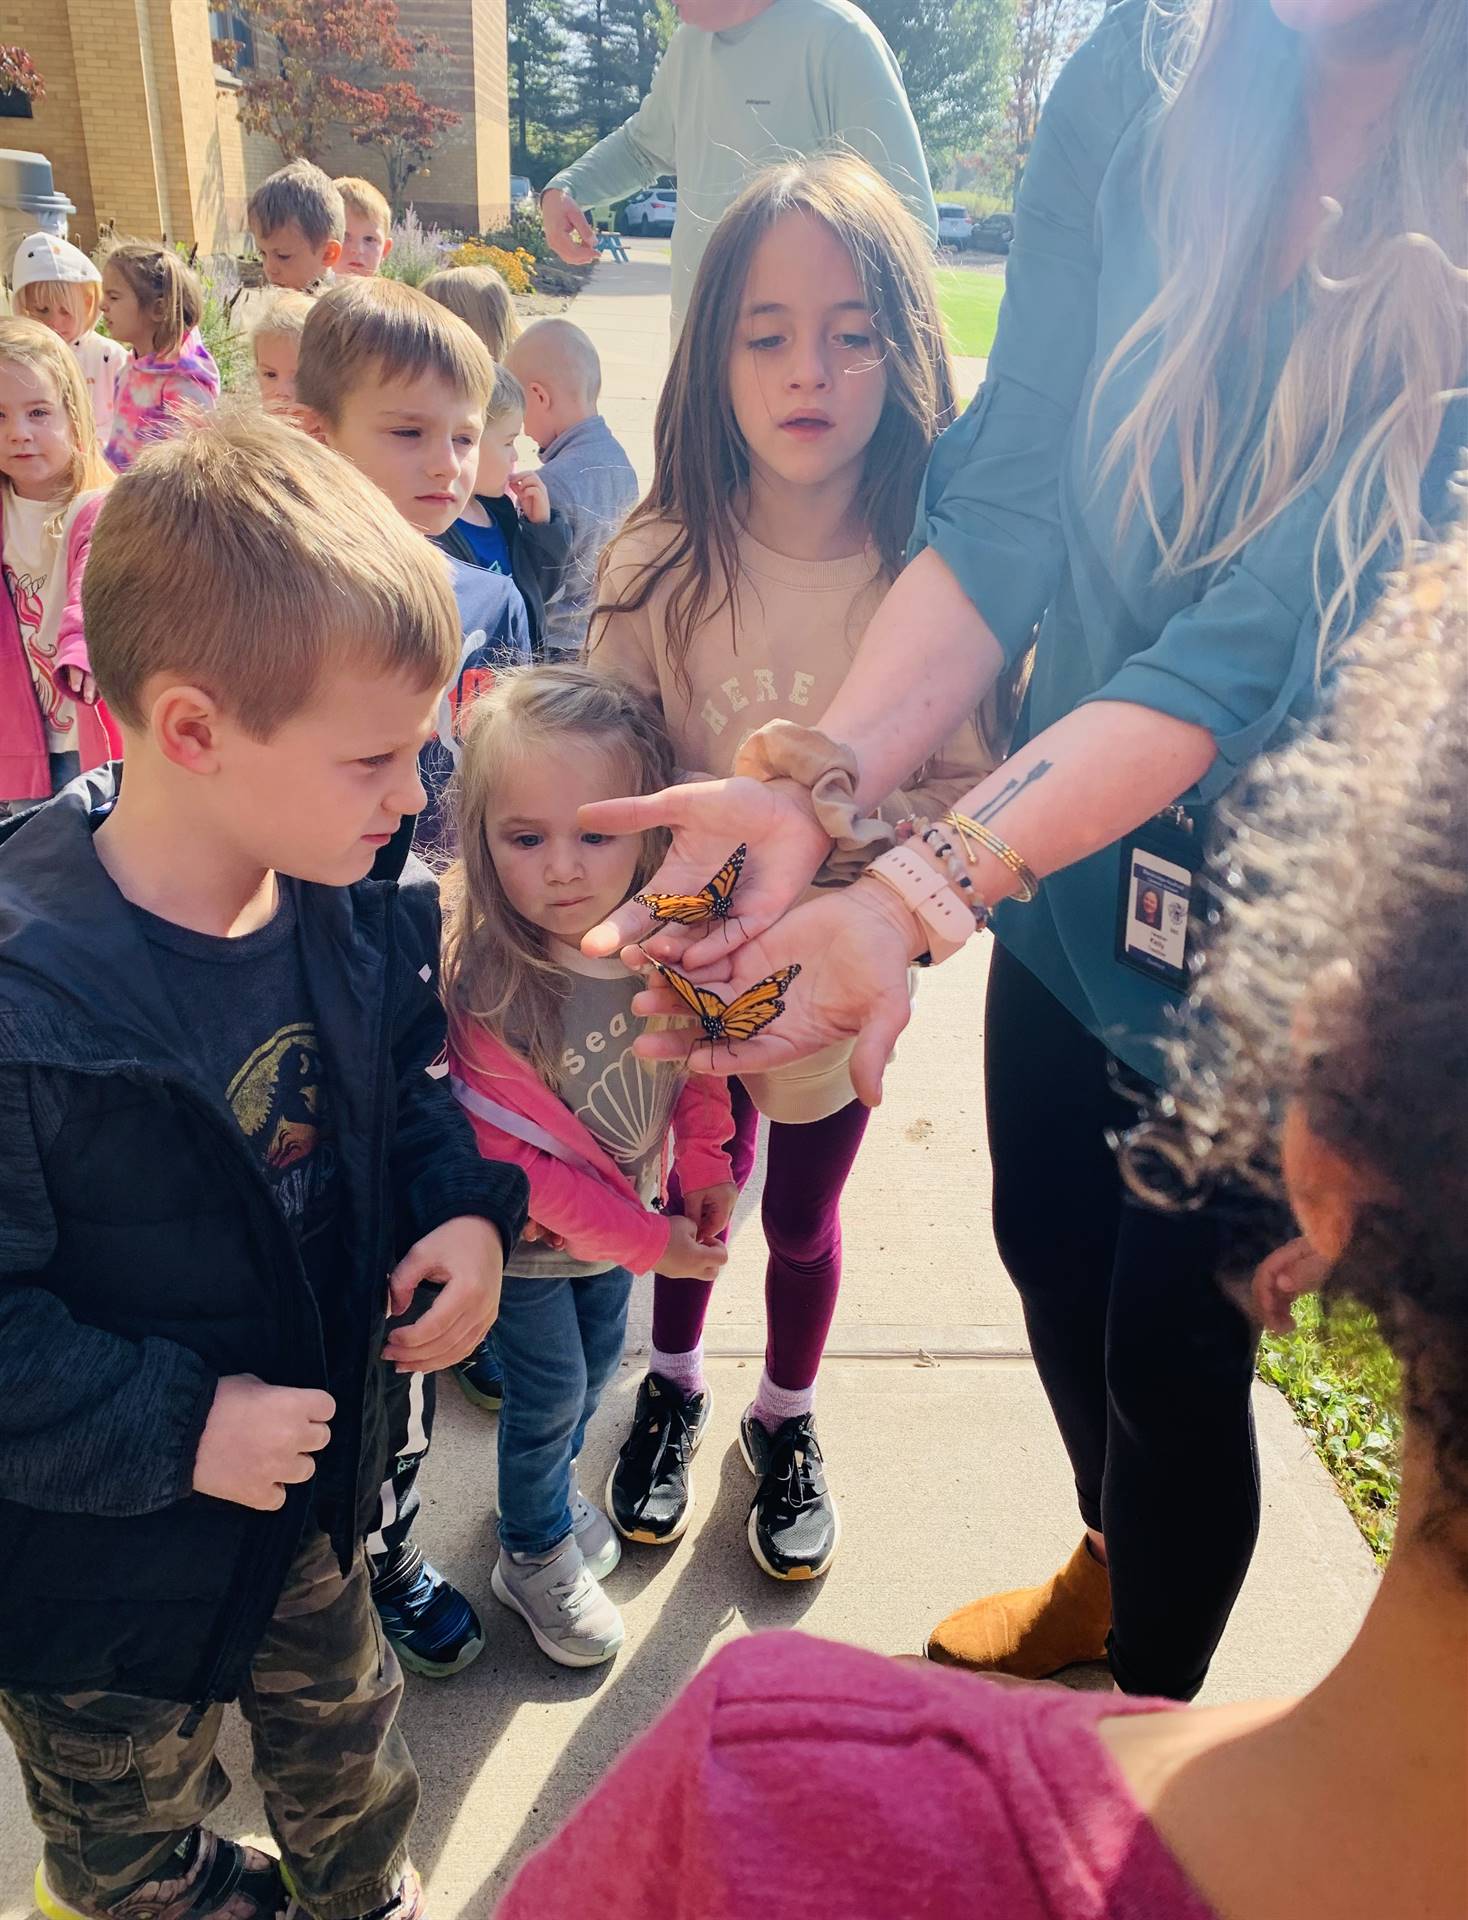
[1114,807,1200,992]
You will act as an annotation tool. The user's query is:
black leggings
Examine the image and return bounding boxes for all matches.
[985,943,1267,1699]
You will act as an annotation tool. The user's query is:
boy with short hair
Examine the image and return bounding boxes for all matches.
[335,176,395,277]
[436,362,573,659]
[250,287,315,417]
[297,279,531,854]
[504,318,638,658]
[248,160,345,292]
[0,415,527,1917]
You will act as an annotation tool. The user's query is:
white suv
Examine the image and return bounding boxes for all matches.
[936,204,974,248]
[622,187,678,234]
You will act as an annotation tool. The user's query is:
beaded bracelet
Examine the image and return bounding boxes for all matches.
[894,819,992,932]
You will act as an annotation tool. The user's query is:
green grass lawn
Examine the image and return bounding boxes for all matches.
[935,266,1005,360]
[1259,1300,1401,1560]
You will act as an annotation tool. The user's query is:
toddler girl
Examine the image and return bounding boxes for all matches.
[0,318,114,812]
[443,666,734,1667]
[589,154,995,1579]
[250,288,315,420]
[10,232,128,451]
[100,243,220,471]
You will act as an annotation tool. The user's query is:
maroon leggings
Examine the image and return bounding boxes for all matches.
[652,1077,872,1391]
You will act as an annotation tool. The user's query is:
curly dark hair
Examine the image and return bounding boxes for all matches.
[1130,504,1468,1553]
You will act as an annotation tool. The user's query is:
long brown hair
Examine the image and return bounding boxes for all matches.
[1093,0,1466,654]
[593,152,956,700]
[440,666,676,1085]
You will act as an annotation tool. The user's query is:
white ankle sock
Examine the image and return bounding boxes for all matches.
[752,1371,814,1433]
[650,1342,706,1396]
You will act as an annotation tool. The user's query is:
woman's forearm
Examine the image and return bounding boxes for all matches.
[930,702,1219,910]
[820,548,1007,809]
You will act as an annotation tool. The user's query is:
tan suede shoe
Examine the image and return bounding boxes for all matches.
[926,1538,1112,1677]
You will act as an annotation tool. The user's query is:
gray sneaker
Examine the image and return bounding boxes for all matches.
[571,1488,621,1580]
[491,1535,625,1668]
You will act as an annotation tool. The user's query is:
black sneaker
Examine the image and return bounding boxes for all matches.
[373,1549,485,1677]
[607,1372,710,1544]
[739,1408,841,1581]
[453,1333,503,1411]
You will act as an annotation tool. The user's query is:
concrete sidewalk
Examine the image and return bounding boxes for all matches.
[0,241,1377,1916]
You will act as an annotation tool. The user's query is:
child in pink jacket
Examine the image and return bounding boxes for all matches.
[0,319,115,812]
[442,666,734,1670]
[100,242,219,472]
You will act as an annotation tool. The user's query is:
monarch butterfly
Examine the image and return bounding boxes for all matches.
[650,958,801,1046]
[636,844,747,928]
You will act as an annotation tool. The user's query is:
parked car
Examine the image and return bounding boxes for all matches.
[509,175,534,208]
[936,203,974,248]
[971,211,1014,255]
[619,186,678,235]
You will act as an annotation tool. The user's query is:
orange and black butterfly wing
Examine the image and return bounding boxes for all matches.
[714,964,802,1042]
[650,959,731,1035]
[702,843,747,920]
[636,844,748,927]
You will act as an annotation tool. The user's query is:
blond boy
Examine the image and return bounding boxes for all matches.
[504,317,638,657]
[250,287,315,417]
[0,414,525,1919]
[296,277,531,834]
[248,160,344,291]
[335,176,395,277]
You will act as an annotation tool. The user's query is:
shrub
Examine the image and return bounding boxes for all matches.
[476,207,553,263]
[446,240,535,294]
[379,206,450,287]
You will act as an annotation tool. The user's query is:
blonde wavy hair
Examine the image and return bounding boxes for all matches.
[0,317,113,522]
[440,666,675,1085]
[1093,0,1466,650]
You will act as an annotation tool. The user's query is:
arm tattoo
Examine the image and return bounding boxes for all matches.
[972,759,1053,825]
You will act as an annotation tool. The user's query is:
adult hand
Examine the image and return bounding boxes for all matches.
[579,774,833,967]
[193,1374,334,1511]
[540,188,599,266]
[384,1215,505,1372]
[630,879,925,1106]
[660,1213,729,1281]
[681,1181,739,1245]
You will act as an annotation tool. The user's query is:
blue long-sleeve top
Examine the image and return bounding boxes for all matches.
[909,0,1464,1080]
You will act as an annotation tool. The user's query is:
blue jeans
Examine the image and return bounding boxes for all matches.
[492,1267,634,1555]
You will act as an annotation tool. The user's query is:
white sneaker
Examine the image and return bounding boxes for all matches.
[491,1536,625,1668]
[571,1488,621,1580]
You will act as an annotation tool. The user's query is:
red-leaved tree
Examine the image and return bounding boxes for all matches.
[0,46,44,101]
[237,1,458,208]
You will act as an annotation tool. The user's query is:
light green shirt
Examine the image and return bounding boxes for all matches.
[546,0,938,326]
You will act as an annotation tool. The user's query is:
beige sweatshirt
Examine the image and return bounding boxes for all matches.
[589,518,994,1123]
[589,518,991,821]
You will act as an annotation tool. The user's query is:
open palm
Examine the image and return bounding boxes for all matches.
[627,882,921,1105]
[579,774,833,967]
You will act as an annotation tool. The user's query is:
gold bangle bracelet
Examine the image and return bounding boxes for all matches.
[943,811,1040,904]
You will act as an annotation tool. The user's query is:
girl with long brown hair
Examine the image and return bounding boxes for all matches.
[588,152,998,1582]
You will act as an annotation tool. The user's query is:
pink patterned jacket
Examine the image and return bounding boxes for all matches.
[105,327,220,472]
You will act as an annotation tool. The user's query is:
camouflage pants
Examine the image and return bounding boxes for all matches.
[0,1530,419,1920]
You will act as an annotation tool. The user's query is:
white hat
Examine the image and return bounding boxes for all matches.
[11,232,101,292]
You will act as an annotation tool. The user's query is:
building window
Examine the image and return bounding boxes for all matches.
[0,89,33,119]
[210,6,257,70]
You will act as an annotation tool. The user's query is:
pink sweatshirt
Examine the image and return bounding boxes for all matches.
[449,1019,734,1273]
[0,491,111,802]
[497,1633,1220,1920]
